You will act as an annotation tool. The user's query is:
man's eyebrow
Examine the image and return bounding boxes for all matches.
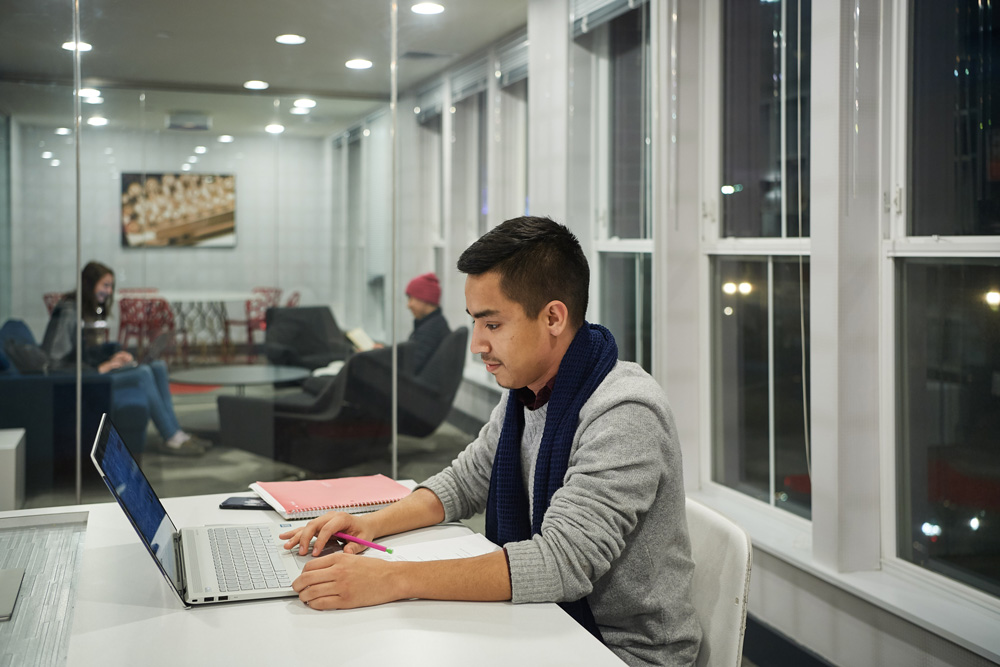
[467,308,499,319]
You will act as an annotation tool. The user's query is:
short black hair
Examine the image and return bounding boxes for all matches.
[457,216,589,327]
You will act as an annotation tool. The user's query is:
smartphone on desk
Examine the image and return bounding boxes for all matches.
[219,496,272,510]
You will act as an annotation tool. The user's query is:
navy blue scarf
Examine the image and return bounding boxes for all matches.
[485,322,618,642]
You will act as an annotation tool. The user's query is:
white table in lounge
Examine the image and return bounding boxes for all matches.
[0,493,625,666]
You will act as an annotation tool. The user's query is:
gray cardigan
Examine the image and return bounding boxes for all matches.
[421,361,702,666]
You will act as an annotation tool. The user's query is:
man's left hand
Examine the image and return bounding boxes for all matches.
[292,552,399,610]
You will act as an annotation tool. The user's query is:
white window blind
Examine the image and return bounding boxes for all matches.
[496,30,529,87]
[450,56,490,103]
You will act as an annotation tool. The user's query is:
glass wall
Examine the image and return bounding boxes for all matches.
[0,0,529,508]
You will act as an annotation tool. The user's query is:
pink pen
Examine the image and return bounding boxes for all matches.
[334,532,393,554]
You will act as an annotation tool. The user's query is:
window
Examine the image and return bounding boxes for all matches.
[710,0,812,515]
[896,1,1000,598]
[910,1,1000,237]
[897,259,1000,597]
[570,3,653,370]
[721,0,810,238]
[712,256,811,517]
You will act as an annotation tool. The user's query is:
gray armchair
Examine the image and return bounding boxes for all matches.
[218,327,468,473]
[261,306,353,371]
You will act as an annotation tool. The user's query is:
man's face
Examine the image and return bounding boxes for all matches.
[465,271,559,393]
[407,295,435,320]
[94,274,114,304]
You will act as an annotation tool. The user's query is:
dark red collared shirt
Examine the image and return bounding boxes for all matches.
[515,375,557,411]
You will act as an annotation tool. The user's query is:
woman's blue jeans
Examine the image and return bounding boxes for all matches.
[109,360,181,440]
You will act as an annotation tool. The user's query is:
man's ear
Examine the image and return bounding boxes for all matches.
[543,300,569,336]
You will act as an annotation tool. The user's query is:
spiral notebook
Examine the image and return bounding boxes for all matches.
[249,474,411,519]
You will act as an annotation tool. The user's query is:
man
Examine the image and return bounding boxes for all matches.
[281,216,702,666]
[402,272,450,375]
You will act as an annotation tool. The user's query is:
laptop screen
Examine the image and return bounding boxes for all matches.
[90,415,182,592]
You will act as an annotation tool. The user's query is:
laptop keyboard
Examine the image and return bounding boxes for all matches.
[208,526,292,593]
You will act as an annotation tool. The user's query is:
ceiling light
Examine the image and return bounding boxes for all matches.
[55,127,71,135]
[275,34,306,45]
[194,146,207,154]
[413,106,421,114]
[218,135,234,143]
[363,128,371,137]
[244,80,269,90]
[51,159,61,166]
[738,282,752,295]
[41,151,53,159]
[411,2,445,14]
[61,41,92,52]
[290,107,310,115]
[987,291,1000,306]
[722,282,737,295]
[181,163,192,171]
[87,117,108,127]
[83,96,104,105]
[187,156,198,163]
[265,124,285,134]
[293,98,317,108]
[345,59,373,70]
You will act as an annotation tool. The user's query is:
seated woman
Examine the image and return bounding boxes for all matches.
[41,261,208,456]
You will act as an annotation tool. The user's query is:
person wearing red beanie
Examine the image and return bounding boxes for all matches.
[403,272,450,374]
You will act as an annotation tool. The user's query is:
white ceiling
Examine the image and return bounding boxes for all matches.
[0,0,527,137]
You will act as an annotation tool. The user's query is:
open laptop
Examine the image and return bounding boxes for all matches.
[90,413,307,607]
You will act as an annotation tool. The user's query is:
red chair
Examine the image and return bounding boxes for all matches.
[225,287,282,361]
[146,297,188,364]
[284,291,301,307]
[118,297,150,355]
[43,292,63,314]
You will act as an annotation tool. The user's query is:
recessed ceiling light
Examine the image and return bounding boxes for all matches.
[362,128,371,137]
[78,88,101,98]
[87,116,108,126]
[217,135,235,143]
[61,41,92,52]
[51,159,61,167]
[181,163,192,171]
[83,97,104,105]
[275,34,306,45]
[55,127,71,135]
[187,156,198,163]
[41,151,53,159]
[265,124,285,134]
[411,3,445,14]
[293,98,317,108]
[194,146,207,154]
[244,80,269,90]
[290,107,310,115]
[345,59,373,70]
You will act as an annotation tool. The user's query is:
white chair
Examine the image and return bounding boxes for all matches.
[686,498,753,667]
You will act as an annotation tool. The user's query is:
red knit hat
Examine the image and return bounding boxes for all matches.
[406,272,441,306]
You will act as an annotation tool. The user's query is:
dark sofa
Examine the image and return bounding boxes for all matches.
[0,319,149,492]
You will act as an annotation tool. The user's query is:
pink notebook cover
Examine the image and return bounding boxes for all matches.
[250,474,410,518]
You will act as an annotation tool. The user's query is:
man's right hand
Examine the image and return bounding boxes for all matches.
[279,512,377,556]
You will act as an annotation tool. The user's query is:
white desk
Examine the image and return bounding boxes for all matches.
[1,494,625,666]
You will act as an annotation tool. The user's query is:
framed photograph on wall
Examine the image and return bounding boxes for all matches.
[121,173,236,248]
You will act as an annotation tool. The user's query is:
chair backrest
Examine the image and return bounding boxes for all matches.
[43,292,63,315]
[685,498,752,667]
[145,298,176,337]
[0,319,38,374]
[284,291,301,307]
[251,286,283,307]
[415,327,469,404]
[118,297,149,343]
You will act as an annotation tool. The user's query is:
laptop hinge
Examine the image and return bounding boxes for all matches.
[174,531,187,595]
